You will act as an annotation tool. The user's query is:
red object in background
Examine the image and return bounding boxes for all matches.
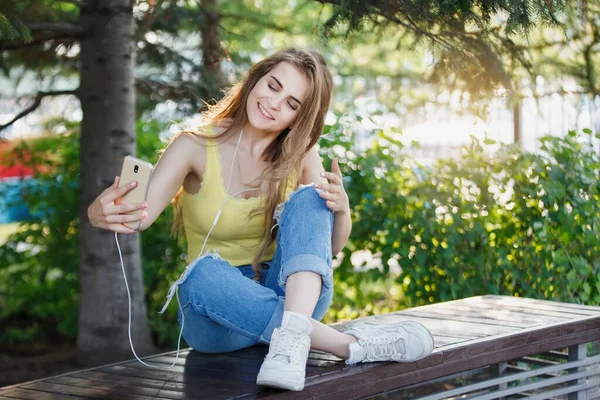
[0,141,35,180]
[0,164,34,179]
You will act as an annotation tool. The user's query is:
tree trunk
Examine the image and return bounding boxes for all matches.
[77,0,155,365]
[201,0,226,101]
[513,100,521,144]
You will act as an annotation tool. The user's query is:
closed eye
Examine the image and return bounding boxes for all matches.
[269,78,299,110]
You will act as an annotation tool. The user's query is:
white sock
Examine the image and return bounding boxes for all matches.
[271,311,312,363]
[280,310,313,335]
[346,341,366,365]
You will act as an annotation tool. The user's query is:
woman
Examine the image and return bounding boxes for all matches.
[88,48,434,391]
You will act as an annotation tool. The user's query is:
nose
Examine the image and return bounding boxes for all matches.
[267,95,284,112]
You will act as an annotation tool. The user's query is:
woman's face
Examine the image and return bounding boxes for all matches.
[246,61,309,135]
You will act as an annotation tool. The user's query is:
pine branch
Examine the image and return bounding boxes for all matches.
[144,39,200,68]
[316,0,473,52]
[56,0,87,6]
[26,23,86,35]
[135,78,205,101]
[0,23,86,51]
[220,12,290,33]
[0,89,79,134]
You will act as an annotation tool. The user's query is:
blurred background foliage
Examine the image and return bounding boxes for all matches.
[1,0,599,351]
[1,117,598,347]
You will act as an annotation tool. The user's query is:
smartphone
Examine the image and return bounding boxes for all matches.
[116,155,154,231]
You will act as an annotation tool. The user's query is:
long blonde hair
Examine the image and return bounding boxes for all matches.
[170,48,333,277]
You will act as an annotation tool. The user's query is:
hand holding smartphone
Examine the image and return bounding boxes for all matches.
[116,156,153,231]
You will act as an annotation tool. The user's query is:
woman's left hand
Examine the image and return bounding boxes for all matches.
[316,157,350,215]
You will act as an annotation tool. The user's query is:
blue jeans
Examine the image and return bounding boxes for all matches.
[173,185,334,353]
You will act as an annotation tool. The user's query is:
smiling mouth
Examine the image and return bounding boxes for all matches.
[258,102,275,120]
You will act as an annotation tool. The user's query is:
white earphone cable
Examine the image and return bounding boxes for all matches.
[115,231,184,369]
[115,128,251,369]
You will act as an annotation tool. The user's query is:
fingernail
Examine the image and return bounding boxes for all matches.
[320,172,325,177]
[314,184,319,188]
[115,176,118,182]
[141,203,148,209]
[142,212,148,218]
[130,181,137,187]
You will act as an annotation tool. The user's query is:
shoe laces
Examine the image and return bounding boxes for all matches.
[270,328,305,364]
[361,334,405,361]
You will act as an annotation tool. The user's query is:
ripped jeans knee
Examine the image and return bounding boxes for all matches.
[159,249,224,314]
[272,183,327,233]
[266,184,335,299]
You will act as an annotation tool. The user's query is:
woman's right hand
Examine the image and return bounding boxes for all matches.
[87,176,148,234]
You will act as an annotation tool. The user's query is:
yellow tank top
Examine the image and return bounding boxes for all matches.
[180,136,297,266]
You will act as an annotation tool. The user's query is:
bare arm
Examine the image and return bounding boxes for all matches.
[87,133,204,233]
[300,147,352,256]
[137,134,202,230]
[330,203,352,256]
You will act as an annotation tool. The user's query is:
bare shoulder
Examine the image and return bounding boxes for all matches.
[300,145,327,185]
[163,131,210,185]
[178,130,209,146]
[300,145,321,169]
[166,132,206,157]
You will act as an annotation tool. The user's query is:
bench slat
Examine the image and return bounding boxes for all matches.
[407,302,574,322]
[48,376,186,400]
[20,380,156,399]
[2,295,599,400]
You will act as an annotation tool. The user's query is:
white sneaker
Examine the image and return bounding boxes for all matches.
[256,311,313,391]
[345,320,434,364]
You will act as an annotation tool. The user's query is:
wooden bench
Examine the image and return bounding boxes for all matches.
[1,295,599,399]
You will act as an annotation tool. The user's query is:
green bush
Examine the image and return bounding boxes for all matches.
[0,119,189,347]
[1,117,598,347]
[0,124,80,341]
[321,123,599,312]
